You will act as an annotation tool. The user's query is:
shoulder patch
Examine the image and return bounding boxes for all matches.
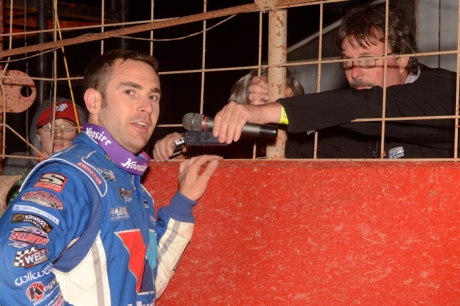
[9,226,49,248]
[21,191,64,210]
[12,205,60,225]
[14,246,48,268]
[12,214,54,233]
[34,173,68,192]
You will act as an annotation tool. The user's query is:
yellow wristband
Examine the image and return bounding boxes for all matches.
[279,106,289,125]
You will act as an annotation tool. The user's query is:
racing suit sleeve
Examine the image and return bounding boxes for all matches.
[0,165,93,306]
[153,191,197,298]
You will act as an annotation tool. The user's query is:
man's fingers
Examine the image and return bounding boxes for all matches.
[196,159,220,182]
[153,132,183,162]
[178,155,222,201]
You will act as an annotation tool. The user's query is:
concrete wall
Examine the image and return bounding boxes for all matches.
[417,0,458,71]
[144,160,460,305]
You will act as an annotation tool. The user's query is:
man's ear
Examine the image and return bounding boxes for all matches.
[84,88,101,115]
[398,56,410,73]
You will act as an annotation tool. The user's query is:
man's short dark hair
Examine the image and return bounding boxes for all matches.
[337,3,418,75]
[83,49,159,99]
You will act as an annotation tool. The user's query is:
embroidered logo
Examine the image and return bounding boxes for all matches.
[55,102,68,113]
[9,226,49,248]
[77,162,102,185]
[97,168,117,181]
[388,146,404,159]
[21,191,63,210]
[110,206,130,221]
[121,158,148,173]
[119,188,133,203]
[34,173,67,192]
[12,214,53,234]
[25,278,58,302]
[14,246,48,268]
[15,263,53,286]
[12,205,60,225]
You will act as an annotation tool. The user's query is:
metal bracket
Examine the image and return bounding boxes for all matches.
[0,70,36,113]
[254,0,278,13]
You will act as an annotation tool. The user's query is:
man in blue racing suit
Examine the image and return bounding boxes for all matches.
[0,49,222,306]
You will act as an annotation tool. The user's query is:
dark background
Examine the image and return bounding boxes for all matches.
[4,0,373,157]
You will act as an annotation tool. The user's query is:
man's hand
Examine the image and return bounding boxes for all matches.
[178,155,223,201]
[153,132,186,162]
[213,101,282,144]
[248,76,269,105]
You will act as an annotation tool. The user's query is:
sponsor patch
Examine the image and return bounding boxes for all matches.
[14,246,48,268]
[21,191,63,210]
[34,173,67,192]
[26,281,45,302]
[9,226,49,248]
[98,167,117,181]
[15,263,53,286]
[12,214,53,233]
[12,205,60,225]
[77,162,102,185]
[119,188,133,203]
[25,278,58,303]
[388,146,404,159]
[110,206,130,221]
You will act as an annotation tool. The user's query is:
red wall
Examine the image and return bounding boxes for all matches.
[144,160,460,305]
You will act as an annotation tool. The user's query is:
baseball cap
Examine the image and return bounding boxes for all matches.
[37,100,80,127]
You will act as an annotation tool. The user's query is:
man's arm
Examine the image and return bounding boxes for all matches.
[280,79,456,149]
[213,102,282,144]
[153,155,221,298]
[0,166,92,306]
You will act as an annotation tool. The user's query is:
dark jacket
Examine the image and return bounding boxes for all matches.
[282,64,457,159]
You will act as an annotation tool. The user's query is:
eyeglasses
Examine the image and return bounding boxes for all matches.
[40,123,77,133]
[339,53,395,71]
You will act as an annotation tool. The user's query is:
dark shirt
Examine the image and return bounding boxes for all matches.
[282,64,457,159]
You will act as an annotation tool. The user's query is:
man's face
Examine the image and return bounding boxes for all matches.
[96,59,161,154]
[341,36,408,89]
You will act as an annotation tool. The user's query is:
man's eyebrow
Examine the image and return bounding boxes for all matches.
[117,82,162,95]
[117,81,142,90]
[150,87,162,95]
[341,52,376,58]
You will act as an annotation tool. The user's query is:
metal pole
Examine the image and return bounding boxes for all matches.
[36,0,49,104]
[266,9,287,158]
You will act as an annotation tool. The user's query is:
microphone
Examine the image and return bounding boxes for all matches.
[182,113,278,138]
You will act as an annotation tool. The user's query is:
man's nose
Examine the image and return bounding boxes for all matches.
[350,62,364,79]
[139,97,153,114]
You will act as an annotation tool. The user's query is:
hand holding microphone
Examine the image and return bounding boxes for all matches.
[182,113,278,139]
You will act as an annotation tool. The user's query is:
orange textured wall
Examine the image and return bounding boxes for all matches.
[143,160,460,305]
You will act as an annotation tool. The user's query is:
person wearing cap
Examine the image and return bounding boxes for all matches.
[2,97,87,206]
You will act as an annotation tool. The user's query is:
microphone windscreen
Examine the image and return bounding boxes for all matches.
[182,113,205,131]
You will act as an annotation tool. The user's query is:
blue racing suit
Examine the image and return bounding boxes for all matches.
[0,130,196,306]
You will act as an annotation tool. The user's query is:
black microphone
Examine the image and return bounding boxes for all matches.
[182,113,278,138]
